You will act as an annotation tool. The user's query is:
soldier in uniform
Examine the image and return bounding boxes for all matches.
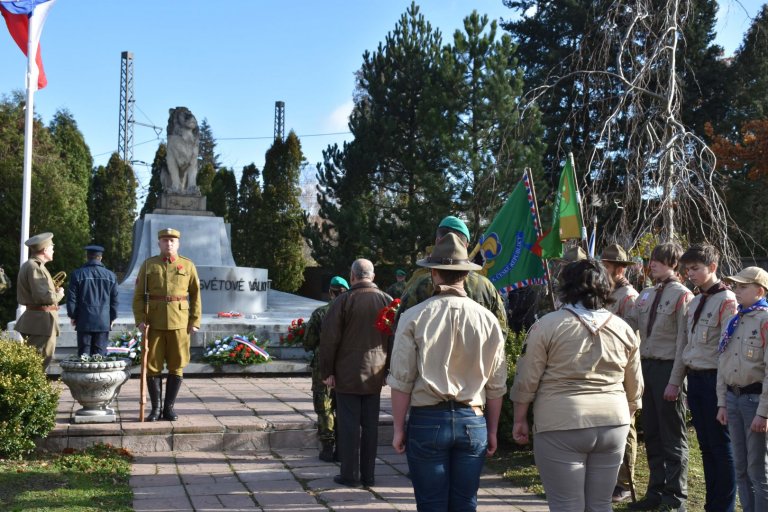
[303,275,349,462]
[398,216,508,333]
[67,245,119,357]
[15,232,64,370]
[385,269,406,299]
[679,244,737,512]
[716,267,768,512]
[601,243,641,503]
[626,242,693,512]
[132,228,201,422]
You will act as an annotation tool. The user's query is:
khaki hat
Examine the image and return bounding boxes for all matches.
[725,267,768,290]
[600,244,634,265]
[158,228,181,239]
[417,233,482,271]
[25,232,53,252]
[560,246,587,263]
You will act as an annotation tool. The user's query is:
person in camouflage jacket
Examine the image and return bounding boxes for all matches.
[303,276,349,462]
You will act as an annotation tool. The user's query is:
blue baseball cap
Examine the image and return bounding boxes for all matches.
[438,215,470,241]
[329,276,350,290]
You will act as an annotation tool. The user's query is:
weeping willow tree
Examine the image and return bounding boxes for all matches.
[511,0,752,269]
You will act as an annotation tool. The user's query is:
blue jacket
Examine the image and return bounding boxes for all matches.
[66,259,118,332]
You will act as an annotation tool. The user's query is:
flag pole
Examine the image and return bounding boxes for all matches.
[525,168,556,310]
[567,152,589,253]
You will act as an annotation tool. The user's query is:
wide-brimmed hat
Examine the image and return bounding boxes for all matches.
[600,244,634,265]
[416,233,482,271]
[557,246,587,263]
[725,267,768,290]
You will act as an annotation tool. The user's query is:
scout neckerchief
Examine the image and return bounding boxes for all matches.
[718,297,768,354]
[646,276,678,337]
[691,281,728,332]
[613,276,631,289]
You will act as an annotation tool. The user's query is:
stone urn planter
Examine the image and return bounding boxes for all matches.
[60,357,132,424]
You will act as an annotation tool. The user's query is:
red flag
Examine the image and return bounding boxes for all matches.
[0,0,55,90]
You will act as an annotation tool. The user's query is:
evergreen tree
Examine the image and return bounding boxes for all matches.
[197,162,215,196]
[140,143,165,217]
[260,131,307,292]
[197,118,221,170]
[90,154,137,273]
[207,166,238,222]
[233,163,262,267]
[728,4,768,129]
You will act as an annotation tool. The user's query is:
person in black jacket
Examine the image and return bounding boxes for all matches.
[66,245,118,357]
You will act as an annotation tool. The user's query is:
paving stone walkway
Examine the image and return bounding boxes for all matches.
[130,446,549,511]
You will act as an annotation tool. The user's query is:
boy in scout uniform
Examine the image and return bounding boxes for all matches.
[133,228,201,421]
[303,275,349,462]
[716,267,768,511]
[679,245,737,512]
[601,243,640,503]
[15,232,64,370]
[626,242,693,512]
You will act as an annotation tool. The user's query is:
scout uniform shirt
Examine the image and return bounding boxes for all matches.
[15,256,64,336]
[608,282,639,320]
[132,255,201,331]
[627,280,693,387]
[716,309,768,417]
[683,288,736,371]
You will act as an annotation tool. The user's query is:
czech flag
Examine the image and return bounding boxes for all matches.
[0,0,56,90]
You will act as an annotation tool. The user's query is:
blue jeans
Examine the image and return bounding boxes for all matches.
[406,405,488,511]
[726,390,768,512]
[687,370,736,511]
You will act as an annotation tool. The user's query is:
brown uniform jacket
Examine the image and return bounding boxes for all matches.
[627,280,693,387]
[608,283,638,320]
[15,256,63,336]
[319,281,392,394]
[683,288,736,371]
[717,309,768,417]
[132,255,201,330]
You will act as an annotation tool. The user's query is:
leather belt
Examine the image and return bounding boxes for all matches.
[148,295,187,302]
[728,383,762,396]
[413,400,484,415]
[687,368,717,376]
[26,305,59,312]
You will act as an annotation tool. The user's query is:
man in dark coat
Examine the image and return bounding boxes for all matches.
[67,245,119,357]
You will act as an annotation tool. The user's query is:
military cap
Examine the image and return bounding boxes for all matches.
[560,246,588,263]
[84,244,105,253]
[725,267,768,291]
[25,232,53,252]
[395,269,407,277]
[600,244,634,265]
[417,233,482,271]
[157,228,181,239]
[438,215,470,241]
[329,276,350,290]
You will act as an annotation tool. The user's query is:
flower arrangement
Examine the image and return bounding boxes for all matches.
[217,311,243,318]
[279,318,305,346]
[106,330,143,365]
[66,353,125,363]
[375,298,401,336]
[201,334,271,367]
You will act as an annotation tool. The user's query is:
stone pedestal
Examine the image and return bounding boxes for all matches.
[154,192,213,216]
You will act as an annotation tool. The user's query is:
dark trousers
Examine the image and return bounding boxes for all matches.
[335,392,380,483]
[641,359,689,510]
[688,370,736,512]
[76,331,110,357]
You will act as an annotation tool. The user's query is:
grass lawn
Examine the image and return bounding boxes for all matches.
[492,426,740,511]
[0,444,132,512]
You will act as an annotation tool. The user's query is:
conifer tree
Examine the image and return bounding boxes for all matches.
[234,163,262,267]
[140,143,165,217]
[208,167,238,222]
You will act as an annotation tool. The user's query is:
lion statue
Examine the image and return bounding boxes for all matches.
[163,107,200,193]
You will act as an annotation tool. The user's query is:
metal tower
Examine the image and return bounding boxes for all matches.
[274,101,285,142]
[118,51,135,163]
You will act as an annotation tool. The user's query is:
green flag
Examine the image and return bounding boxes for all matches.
[477,172,547,294]
[534,155,584,259]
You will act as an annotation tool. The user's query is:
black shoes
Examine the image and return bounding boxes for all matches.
[162,375,183,421]
[333,475,361,488]
[319,442,335,462]
[627,497,662,511]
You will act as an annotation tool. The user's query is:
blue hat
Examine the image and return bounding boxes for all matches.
[329,276,350,290]
[84,245,105,253]
[438,215,470,241]
[395,269,406,277]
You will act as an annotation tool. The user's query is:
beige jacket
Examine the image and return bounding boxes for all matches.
[627,281,693,386]
[717,309,768,417]
[608,283,638,320]
[510,308,643,434]
[15,256,63,336]
[683,289,737,371]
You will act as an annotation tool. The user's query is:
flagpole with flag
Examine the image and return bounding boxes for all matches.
[0,0,56,319]
[525,168,556,310]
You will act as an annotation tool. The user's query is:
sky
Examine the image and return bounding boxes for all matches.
[0,0,764,206]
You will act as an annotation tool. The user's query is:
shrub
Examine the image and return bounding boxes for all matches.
[0,334,60,459]
[499,329,527,448]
